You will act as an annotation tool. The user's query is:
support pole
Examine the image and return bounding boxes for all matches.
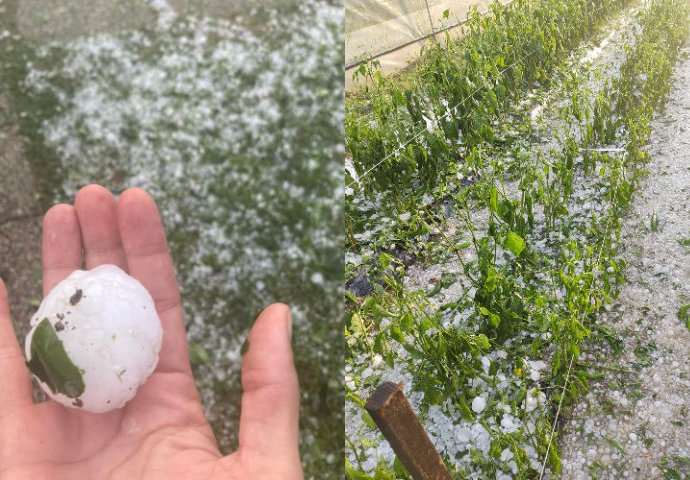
[365,382,452,480]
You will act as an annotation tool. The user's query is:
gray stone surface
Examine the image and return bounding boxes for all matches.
[0,94,42,344]
[14,0,304,44]
[16,0,156,43]
[167,0,301,18]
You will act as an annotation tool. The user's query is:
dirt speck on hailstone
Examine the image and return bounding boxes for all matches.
[560,46,690,479]
[69,288,83,305]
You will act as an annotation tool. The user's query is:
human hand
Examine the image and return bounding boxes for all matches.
[0,185,303,479]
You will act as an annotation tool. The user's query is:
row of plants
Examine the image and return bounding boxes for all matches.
[346,0,633,194]
[346,0,689,477]
[345,0,643,263]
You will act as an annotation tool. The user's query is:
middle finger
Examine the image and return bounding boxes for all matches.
[74,184,128,271]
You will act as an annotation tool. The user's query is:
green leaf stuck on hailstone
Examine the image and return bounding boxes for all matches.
[27,318,85,398]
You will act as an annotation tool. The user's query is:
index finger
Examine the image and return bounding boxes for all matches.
[42,204,83,295]
[117,188,191,376]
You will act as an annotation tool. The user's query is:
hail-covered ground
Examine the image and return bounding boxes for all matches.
[345,3,688,478]
[559,41,690,480]
[0,0,343,477]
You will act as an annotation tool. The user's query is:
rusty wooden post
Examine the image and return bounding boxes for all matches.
[365,382,452,480]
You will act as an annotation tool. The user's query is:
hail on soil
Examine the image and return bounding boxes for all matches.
[19,1,343,476]
[345,2,650,478]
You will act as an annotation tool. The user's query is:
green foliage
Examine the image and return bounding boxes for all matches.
[346,0,634,196]
[346,0,690,477]
[679,237,690,247]
[188,341,211,366]
[659,455,690,480]
[678,304,690,331]
[651,212,660,232]
[602,434,627,454]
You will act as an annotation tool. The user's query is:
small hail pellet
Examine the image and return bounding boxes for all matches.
[24,264,162,413]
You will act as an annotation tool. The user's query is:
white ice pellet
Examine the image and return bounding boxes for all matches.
[481,356,491,373]
[472,395,487,413]
[525,359,547,382]
[25,265,162,413]
[455,426,471,443]
[500,415,519,433]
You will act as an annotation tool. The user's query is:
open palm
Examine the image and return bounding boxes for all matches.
[0,185,302,479]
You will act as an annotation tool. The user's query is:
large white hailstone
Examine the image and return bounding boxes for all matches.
[24,264,162,413]
[471,395,486,414]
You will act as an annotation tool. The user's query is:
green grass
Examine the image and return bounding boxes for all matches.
[659,455,690,480]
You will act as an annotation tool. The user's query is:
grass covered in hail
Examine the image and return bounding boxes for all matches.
[0,0,343,477]
[345,0,689,477]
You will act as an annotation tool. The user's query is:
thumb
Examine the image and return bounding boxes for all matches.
[236,303,302,476]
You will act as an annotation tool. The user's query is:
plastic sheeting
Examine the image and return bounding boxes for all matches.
[346,0,503,89]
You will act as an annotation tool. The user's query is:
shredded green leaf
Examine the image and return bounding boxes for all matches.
[27,318,85,399]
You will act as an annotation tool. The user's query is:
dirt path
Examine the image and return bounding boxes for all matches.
[0,94,43,345]
[560,46,690,479]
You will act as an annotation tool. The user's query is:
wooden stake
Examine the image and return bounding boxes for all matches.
[365,382,452,480]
